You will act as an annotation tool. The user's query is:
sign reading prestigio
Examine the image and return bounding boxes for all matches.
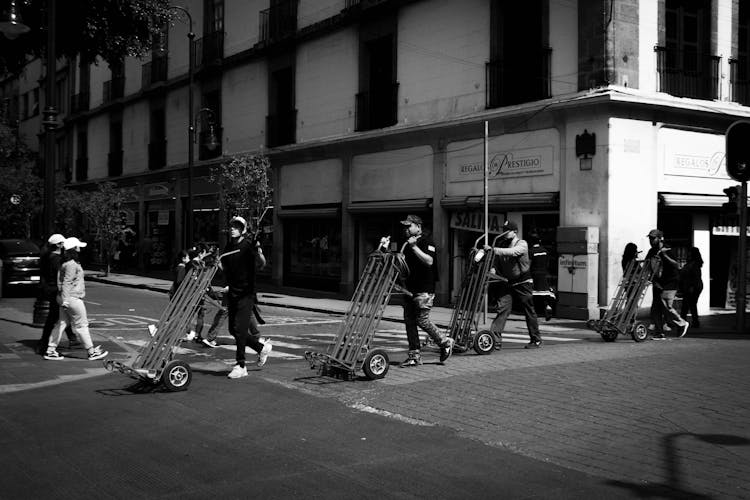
[457,147,551,179]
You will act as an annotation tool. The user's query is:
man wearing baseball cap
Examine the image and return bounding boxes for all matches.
[37,234,78,354]
[398,214,454,367]
[645,228,689,339]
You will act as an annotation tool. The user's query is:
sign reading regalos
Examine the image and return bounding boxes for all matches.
[456,148,551,179]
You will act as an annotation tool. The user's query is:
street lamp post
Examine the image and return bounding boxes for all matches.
[42,0,57,236]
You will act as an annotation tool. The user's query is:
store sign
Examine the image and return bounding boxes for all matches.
[450,211,506,233]
[147,183,171,197]
[660,128,730,179]
[455,147,553,180]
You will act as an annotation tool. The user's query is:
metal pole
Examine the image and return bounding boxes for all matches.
[186,29,195,248]
[483,120,489,323]
[42,0,57,236]
[738,181,747,334]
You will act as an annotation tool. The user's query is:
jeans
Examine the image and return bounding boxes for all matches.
[38,294,76,349]
[403,293,444,351]
[650,288,687,334]
[227,293,264,367]
[490,281,541,344]
[49,297,95,350]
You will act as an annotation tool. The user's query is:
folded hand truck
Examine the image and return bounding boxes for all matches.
[587,258,657,342]
[305,239,409,381]
[448,232,508,355]
[104,261,219,391]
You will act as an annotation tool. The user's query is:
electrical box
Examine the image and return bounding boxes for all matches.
[556,226,599,320]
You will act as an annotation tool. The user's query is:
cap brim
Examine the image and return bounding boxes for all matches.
[400,220,411,225]
[78,242,87,247]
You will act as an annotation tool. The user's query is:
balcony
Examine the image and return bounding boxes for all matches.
[259,0,298,43]
[486,48,551,109]
[108,150,123,177]
[199,126,223,160]
[103,77,125,103]
[355,82,398,131]
[75,157,88,181]
[70,92,90,113]
[655,46,720,100]
[148,139,167,170]
[730,58,750,106]
[194,31,225,68]
[266,110,297,147]
[142,56,168,88]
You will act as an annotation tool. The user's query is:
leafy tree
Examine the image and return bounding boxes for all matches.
[209,153,273,240]
[0,122,41,239]
[0,0,173,74]
[78,182,133,276]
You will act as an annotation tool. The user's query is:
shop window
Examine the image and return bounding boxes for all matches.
[284,218,341,290]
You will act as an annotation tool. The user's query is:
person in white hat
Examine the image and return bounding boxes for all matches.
[220,216,272,379]
[37,234,78,354]
[43,237,109,361]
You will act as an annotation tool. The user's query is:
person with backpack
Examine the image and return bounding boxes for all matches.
[484,220,542,349]
[645,229,689,340]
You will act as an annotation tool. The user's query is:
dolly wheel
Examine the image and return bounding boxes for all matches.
[473,330,495,355]
[362,349,390,380]
[631,322,649,343]
[600,330,618,342]
[162,360,192,392]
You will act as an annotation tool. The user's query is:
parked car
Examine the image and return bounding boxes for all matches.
[0,239,41,295]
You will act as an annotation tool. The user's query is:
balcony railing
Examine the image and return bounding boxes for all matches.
[148,139,167,170]
[344,0,360,8]
[486,48,551,109]
[729,58,750,106]
[655,46,720,100]
[70,92,90,113]
[103,77,125,103]
[199,126,223,160]
[194,31,225,68]
[108,150,123,177]
[355,82,399,131]
[259,0,298,43]
[142,56,168,87]
[75,156,88,181]
[266,110,297,147]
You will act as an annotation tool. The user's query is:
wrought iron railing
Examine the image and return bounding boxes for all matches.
[194,31,225,67]
[259,0,298,43]
[266,110,297,147]
[486,47,551,109]
[655,46,720,100]
[355,82,399,131]
[148,139,167,170]
[729,58,750,106]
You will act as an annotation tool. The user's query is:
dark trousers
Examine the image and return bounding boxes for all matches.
[227,293,263,367]
[490,281,541,343]
[38,296,75,350]
[680,291,701,326]
[402,292,443,351]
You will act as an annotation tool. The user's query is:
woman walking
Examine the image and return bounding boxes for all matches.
[43,237,109,361]
[679,247,704,328]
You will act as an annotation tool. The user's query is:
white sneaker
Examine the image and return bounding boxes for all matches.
[88,346,108,361]
[185,330,196,341]
[44,350,64,360]
[201,338,218,348]
[227,365,248,379]
[257,339,273,367]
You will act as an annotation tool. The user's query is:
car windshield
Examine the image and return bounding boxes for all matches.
[0,240,40,255]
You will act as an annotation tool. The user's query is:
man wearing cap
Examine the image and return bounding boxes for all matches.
[220,216,272,379]
[484,220,543,349]
[645,229,689,339]
[37,234,78,354]
[398,214,454,367]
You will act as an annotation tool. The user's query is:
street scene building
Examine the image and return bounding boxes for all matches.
[2,0,750,318]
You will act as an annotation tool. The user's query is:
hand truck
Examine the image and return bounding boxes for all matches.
[587,258,657,342]
[104,261,219,391]
[448,232,508,355]
[305,240,409,381]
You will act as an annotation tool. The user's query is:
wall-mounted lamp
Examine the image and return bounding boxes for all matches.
[576,129,596,171]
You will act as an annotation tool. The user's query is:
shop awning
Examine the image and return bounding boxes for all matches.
[347,199,432,213]
[440,192,559,211]
[276,207,340,218]
[659,193,728,207]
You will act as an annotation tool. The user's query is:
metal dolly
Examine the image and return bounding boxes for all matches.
[305,241,409,380]
[104,262,218,391]
[587,259,656,342]
[448,233,506,355]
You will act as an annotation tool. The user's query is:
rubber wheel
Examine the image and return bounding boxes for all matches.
[631,321,649,343]
[473,330,495,355]
[362,349,390,380]
[162,360,192,392]
[600,330,618,342]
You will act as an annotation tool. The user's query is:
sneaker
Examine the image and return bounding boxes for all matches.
[524,340,542,349]
[439,338,454,363]
[201,338,218,348]
[257,339,273,367]
[400,351,423,367]
[194,336,204,344]
[44,350,64,360]
[228,364,248,379]
[651,333,666,340]
[88,346,108,361]
[185,330,197,342]
[678,323,689,338]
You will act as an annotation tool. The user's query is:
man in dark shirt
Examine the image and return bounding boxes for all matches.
[645,229,688,339]
[220,216,272,379]
[37,234,77,354]
[398,214,454,367]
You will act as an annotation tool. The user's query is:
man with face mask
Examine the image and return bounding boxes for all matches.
[484,220,542,349]
[398,214,454,367]
[220,216,272,379]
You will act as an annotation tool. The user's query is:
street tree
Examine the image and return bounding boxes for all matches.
[0,0,173,74]
[0,122,41,239]
[78,182,133,276]
[210,153,273,240]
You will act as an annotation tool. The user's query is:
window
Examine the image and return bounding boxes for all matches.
[109,115,123,177]
[204,0,224,34]
[76,130,88,181]
[356,25,398,131]
[266,65,296,147]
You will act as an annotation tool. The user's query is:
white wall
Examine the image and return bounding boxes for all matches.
[549,0,578,96]
[123,101,149,174]
[638,0,658,92]
[88,114,109,179]
[222,61,267,154]
[298,0,344,30]
[225,0,264,55]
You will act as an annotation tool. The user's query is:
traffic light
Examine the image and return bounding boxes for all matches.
[726,121,750,182]
[722,185,740,214]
